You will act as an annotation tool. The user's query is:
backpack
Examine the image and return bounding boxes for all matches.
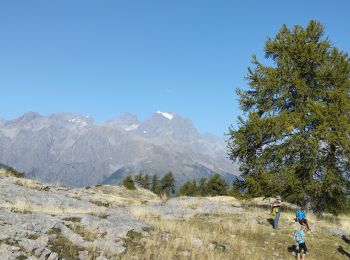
[272,207,279,217]
[296,210,306,220]
[294,230,302,243]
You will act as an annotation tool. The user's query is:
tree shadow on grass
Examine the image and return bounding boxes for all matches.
[342,235,350,244]
[287,245,297,258]
[338,246,350,259]
[267,218,274,227]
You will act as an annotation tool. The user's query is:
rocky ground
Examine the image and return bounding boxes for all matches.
[1,171,350,259]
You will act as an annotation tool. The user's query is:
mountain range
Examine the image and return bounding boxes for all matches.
[0,111,239,187]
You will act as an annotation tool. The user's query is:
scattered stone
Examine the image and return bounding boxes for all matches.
[9,246,20,252]
[47,252,59,260]
[161,233,171,241]
[191,237,203,248]
[257,215,265,224]
[208,242,216,250]
[96,255,108,260]
[39,248,51,259]
[37,235,49,247]
[78,250,89,260]
[207,241,229,251]
[0,244,20,260]
[18,239,38,253]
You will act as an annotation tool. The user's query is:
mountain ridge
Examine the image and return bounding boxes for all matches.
[0,111,238,187]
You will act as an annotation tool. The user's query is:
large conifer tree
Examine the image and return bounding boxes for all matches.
[228,20,350,216]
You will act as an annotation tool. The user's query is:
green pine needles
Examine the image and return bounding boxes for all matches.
[123,172,176,196]
[228,20,350,218]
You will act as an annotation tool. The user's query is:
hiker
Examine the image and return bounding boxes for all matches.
[296,207,311,231]
[294,224,307,260]
[271,195,282,229]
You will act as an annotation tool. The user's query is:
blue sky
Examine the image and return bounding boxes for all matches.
[0,1,349,136]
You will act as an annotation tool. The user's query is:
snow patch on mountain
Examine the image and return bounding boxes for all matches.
[125,124,139,131]
[69,118,88,127]
[157,111,174,120]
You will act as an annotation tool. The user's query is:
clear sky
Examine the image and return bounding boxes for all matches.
[0,1,349,136]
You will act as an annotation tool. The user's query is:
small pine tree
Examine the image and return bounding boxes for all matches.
[6,167,25,178]
[178,180,198,196]
[228,178,246,199]
[142,174,150,190]
[198,178,208,196]
[122,176,136,190]
[206,173,228,196]
[151,174,161,194]
[160,172,176,196]
[134,173,150,189]
[134,173,143,186]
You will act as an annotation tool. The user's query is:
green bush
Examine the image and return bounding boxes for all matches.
[178,175,229,197]
[122,176,136,190]
[1,167,25,178]
[151,175,161,194]
[160,172,176,196]
[178,180,198,196]
[206,173,228,196]
[134,173,150,189]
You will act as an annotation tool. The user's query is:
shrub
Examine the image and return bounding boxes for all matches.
[122,176,136,190]
[134,173,150,189]
[206,173,228,196]
[178,180,198,196]
[160,172,176,196]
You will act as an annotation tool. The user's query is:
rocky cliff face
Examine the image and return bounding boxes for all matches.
[0,112,238,187]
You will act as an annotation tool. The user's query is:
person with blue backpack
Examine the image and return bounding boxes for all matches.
[294,224,307,260]
[296,207,311,231]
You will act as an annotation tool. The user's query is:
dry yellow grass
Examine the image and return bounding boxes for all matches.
[67,224,98,241]
[85,185,161,208]
[125,199,350,260]
[2,173,350,259]
[0,167,25,178]
[14,179,43,190]
[1,199,107,216]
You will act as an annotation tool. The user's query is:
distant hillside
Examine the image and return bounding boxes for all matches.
[0,112,239,187]
[0,162,8,168]
[102,164,237,186]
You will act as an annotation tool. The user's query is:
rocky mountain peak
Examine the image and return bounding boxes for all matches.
[136,111,199,141]
[0,111,238,187]
[105,113,140,131]
[8,112,42,125]
[156,111,175,120]
[0,117,6,126]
